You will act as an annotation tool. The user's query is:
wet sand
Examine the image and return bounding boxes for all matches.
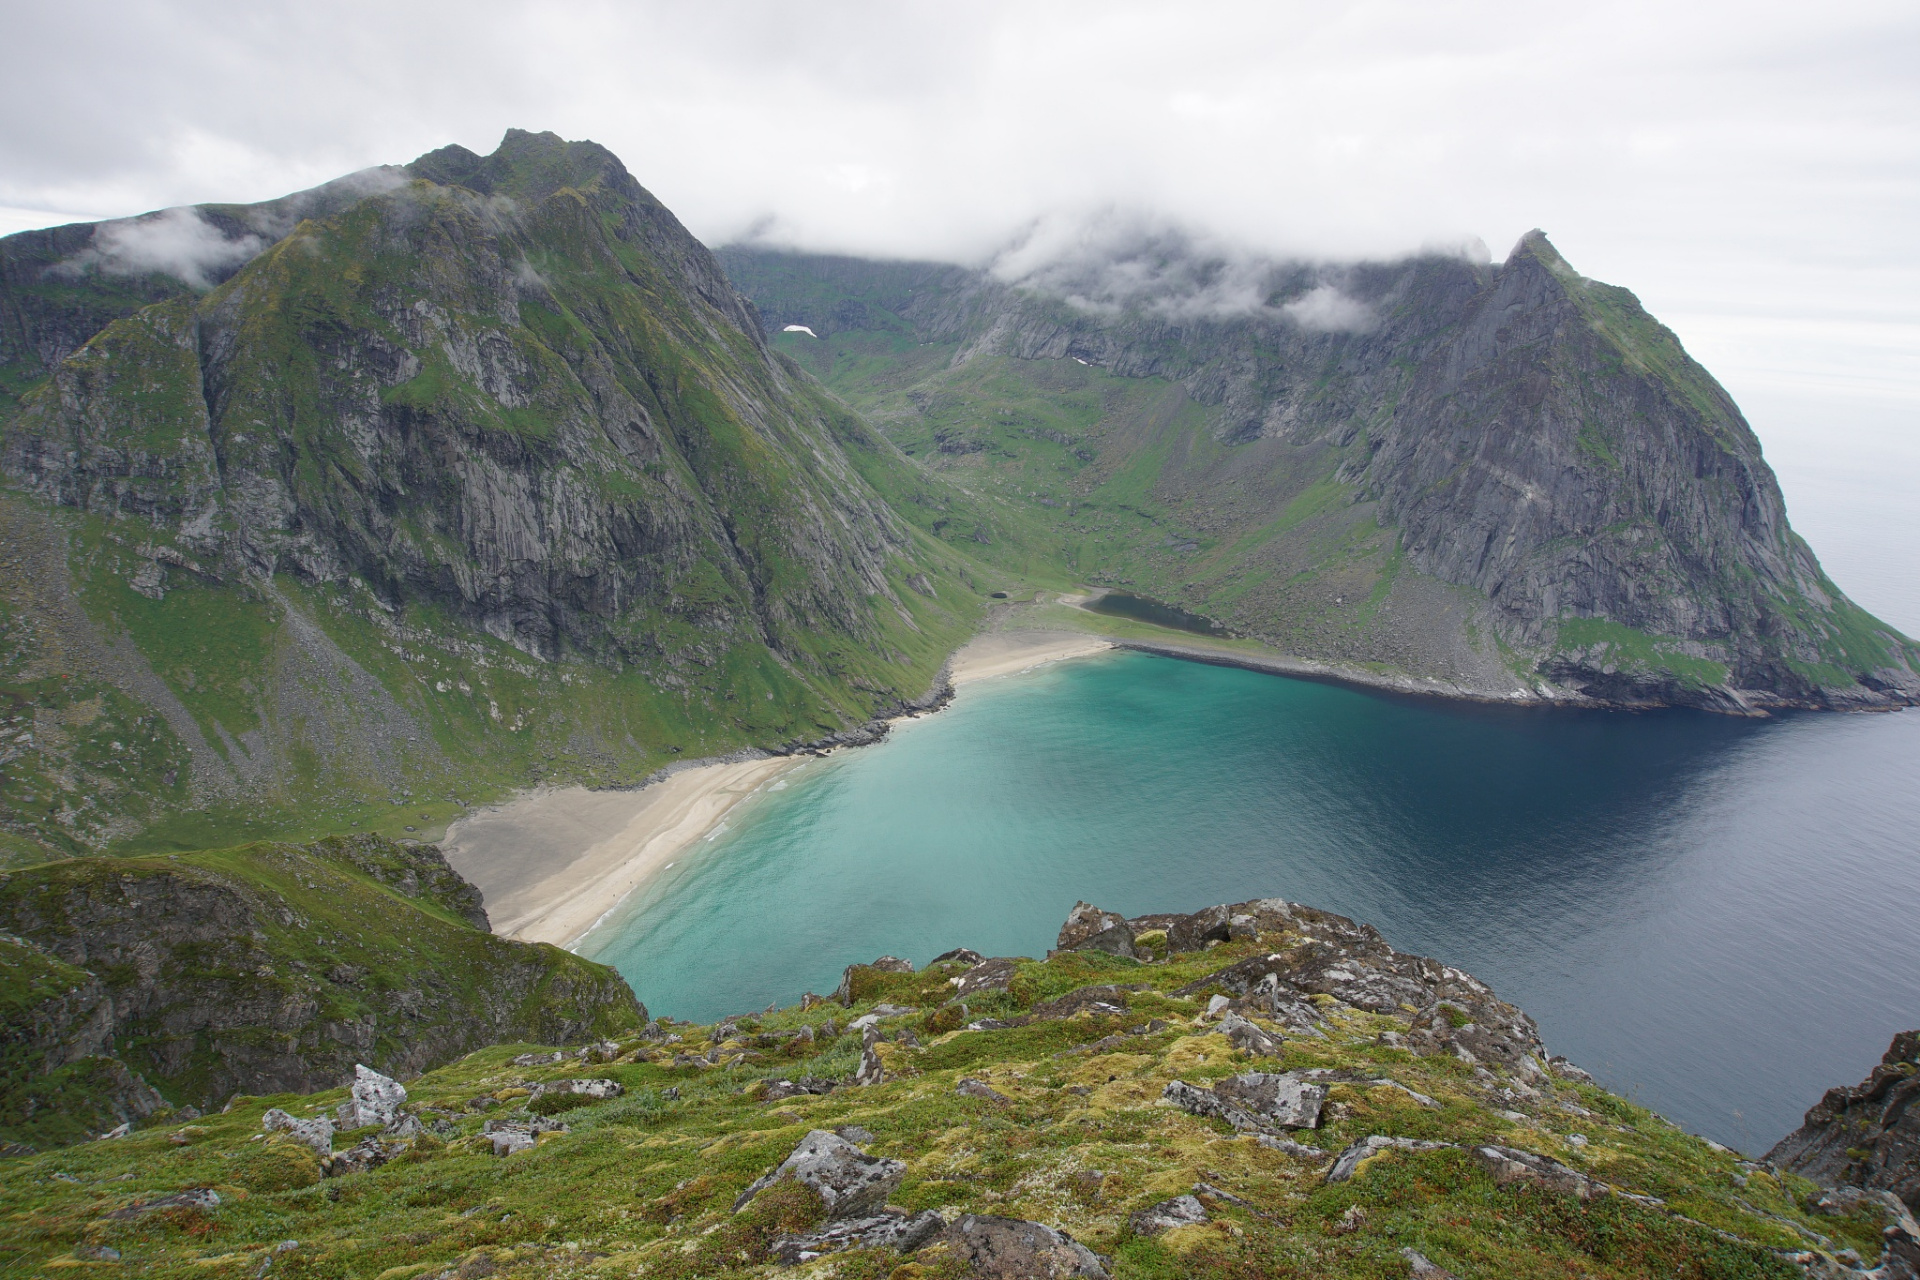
[440,756,800,948]
[442,627,1113,951]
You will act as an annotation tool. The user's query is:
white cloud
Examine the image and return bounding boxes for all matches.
[55,206,266,289]
[1282,284,1373,332]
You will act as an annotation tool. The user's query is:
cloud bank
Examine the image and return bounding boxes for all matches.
[55,207,266,289]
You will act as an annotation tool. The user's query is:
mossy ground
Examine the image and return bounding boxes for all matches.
[0,938,1880,1279]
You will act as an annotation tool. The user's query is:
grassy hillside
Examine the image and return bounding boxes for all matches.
[0,931,1881,1278]
[0,834,643,1148]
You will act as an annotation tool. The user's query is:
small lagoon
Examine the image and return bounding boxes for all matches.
[581,650,1920,1152]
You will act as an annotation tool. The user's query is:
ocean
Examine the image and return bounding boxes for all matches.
[580,648,1920,1153]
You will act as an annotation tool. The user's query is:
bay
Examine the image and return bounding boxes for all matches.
[580,650,1920,1153]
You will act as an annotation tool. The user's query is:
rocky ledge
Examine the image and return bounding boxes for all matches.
[8,891,1914,1278]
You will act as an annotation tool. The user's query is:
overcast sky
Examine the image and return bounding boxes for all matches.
[5,0,1916,620]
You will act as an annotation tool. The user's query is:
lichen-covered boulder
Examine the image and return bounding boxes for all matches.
[946,1214,1108,1278]
[733,1130,904,1219]
[261,1107,333,1154]
[339,1065,406,1129]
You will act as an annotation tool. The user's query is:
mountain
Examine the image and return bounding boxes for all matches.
[1,892,1904,1276]
[0,834,641,1149]
[0,131,1011,863]
[718,238,1920,714]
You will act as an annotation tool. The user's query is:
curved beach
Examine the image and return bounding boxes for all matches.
[440,628,1113,949]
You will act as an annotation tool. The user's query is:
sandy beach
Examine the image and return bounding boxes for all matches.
[440,756,801,948]
[946,628,1112,685]
[441,626,1113,952]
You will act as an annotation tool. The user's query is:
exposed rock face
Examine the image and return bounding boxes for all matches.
[1,131,917,670]
[733,1129,906,1218]
[1139,896,1546,1071]
[0,834,643,1121]
[945,1214,1109,1279]
[0,130,971,858]
[723,242,1920,711]
[1769,1030,1920,1211]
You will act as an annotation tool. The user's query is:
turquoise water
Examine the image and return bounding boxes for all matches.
[581,650,1920,1152]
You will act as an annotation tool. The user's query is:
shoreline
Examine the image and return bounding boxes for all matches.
[441,628,1114,951]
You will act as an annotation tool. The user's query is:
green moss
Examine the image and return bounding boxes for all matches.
[1555,617,1731,690]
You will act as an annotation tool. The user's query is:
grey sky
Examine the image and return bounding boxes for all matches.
[5,0,1916,621]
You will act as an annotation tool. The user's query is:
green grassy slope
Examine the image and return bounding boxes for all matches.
[0,834,643,1148]
[0,934,1879,1278]
[0,135,1071,862]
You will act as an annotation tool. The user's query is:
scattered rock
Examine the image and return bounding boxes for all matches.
[1402,1247,1460,1278]
[1217,1013,1283,1057]
[954,957,1024,999]
[1327,1135,1459,1182]
[528,1078,623,1102]
[958,1078,1011,1104]
[1129,1195,1208,1236]
[763,1077,837,1101]
[261,1108,334,1154]
[107,1188,221,1219]
[1471,1144,1610,1199]
[931,948,987,967]
[771,1209,946,1264]
[835,1125,875,1144]
[1029,985,1138,1021]
[1166,1072,1327,1133]
[946,1213,1109,1279]
[733,1129,905,1218]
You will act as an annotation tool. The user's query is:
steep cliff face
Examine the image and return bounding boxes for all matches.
[721,237,1919,711]
[0,132,987,858]
[0,834,643,1146]
[1769,1030,1920,1212]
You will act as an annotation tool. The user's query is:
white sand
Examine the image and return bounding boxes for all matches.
[947,629,1112,685]
[441,627,1112,952]
[440,756,800,949]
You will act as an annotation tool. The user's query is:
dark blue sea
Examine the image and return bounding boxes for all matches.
[582,650,1920,1153]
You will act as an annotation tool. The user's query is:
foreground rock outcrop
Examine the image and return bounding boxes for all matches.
[0,890,1900,1278]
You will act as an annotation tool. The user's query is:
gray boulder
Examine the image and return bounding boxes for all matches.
[1056,903,1137,959]
[733,1129,905,1218]
[1166,1072,1326,1132]
[954,957,1024,998]
[1471,1144,1610,1200]
[947,1214,1108,1278]
[338,1064,406,1129]
[1217,1013,1283,1057]
[1213,1072,1326,1128]
[261,1108,334,1155]
[1129,1195,1208,1236]
[930,948,987,968]
[771,1210,945,1264]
